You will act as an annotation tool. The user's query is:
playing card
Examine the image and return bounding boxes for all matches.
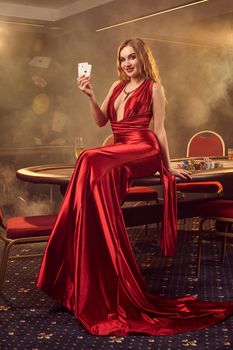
[84,64,92,78]
[78,62,92,78]
[29,56,51,68]
[78,62,87,77]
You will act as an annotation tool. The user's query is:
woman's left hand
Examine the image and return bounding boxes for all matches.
[168,167,192,180]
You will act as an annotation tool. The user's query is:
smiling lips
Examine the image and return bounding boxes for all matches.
[125,67,134,73]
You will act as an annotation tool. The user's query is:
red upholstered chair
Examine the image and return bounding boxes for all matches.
[177,181,223,196]
[102,134,114,147]
[177,130,225,197]
[102,134,159,204]
[176,181,223,228]
[0,209,56,289]
[194,200,233,277]
[187,130,225,157]
[175,131,227,275]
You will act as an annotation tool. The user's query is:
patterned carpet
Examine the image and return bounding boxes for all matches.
[0,219,233,350]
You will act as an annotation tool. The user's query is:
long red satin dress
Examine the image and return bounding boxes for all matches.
[37,79,233,335]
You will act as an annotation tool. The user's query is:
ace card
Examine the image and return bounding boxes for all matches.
[78,62,92,78]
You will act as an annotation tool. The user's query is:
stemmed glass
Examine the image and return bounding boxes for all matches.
[228,148,233,161]
[75,136,84,158]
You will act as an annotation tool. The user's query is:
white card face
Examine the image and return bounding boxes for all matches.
[84,64,92,78]
[78,62,92,78]
[78,62,87,77]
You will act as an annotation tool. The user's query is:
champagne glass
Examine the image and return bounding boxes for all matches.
[228,148,233,161]
[75,136,84,158]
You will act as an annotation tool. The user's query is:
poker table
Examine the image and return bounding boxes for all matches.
[16,157,233,225]
[16,157,233,196]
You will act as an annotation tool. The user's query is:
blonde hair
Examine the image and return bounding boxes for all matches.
[117,38,162,84]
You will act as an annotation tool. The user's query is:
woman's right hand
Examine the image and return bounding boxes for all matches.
[77,76,94,98]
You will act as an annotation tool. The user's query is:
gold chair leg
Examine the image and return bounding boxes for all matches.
[0,241,14,289]
[221,236,227,262]
[220,222,231,263]
[196,235,202,277]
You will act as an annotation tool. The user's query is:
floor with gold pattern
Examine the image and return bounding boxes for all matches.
[0,219,233,350]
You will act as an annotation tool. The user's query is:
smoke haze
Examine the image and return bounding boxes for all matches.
[0,0,232,216]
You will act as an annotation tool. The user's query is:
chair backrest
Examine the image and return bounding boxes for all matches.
[102,134,114,147]
[187,130,225,157]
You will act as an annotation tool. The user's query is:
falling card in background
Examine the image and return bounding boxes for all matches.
[29,56,51,68]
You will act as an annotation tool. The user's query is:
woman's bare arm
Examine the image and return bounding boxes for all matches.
[152,83,192,180]
[77,76,119,127]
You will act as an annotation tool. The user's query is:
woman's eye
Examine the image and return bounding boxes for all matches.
[120,58,125,63]
[130,55,136,60]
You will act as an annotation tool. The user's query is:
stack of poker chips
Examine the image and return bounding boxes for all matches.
[181,158,214,170]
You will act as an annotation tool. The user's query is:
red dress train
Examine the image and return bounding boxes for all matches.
[37,80,233,335]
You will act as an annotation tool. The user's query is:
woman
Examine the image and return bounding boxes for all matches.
[37,38,233,335]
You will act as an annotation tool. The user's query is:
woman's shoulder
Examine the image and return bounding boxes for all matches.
[106,80,122,95]
[110,80,123,90]
[152,81,163,91]
[145,79,163,92]
[152,82,165,97]
[151,82,166,106]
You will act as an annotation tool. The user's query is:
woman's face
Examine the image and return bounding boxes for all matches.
[119,45,142,79]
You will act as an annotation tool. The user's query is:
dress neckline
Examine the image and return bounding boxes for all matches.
[114,79,147,122]
[123,79,146,98]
